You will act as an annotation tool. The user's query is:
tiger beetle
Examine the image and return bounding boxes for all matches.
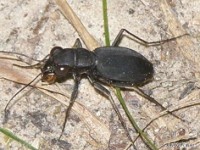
[4,29,187,140]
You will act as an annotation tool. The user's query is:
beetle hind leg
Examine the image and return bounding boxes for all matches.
[112,28,188,47]
[111,82,183,121]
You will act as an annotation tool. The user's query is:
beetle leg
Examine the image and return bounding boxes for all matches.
[72,38,82,48]
[59,73,81,139]
[127,86,167,110]
[111,83,183,120]
[111,82,166,109]
[88,76,133,143]
[112,28,188,47]
[129,86,185,121]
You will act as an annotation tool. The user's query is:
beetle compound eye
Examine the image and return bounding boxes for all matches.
[41,57,55,74]
[47,66,53,71]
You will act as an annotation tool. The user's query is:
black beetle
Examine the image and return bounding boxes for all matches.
[41,29,156,90]
[3,29,185,140]
[40,29,185,138]
[3,28,185,141]
[41,42,153,87]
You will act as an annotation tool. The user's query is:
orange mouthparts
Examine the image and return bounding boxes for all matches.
[41,73,57,84]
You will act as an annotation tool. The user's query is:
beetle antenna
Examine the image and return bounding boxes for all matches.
[13,54,50,69]
[4,73,42,122]
[0,51,49,69]
[0,51,41,62]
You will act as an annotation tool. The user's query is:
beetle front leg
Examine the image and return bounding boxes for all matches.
[59,74,81,139]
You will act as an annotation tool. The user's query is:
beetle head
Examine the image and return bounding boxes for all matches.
[41,58,57,84]
[41,47,71,84]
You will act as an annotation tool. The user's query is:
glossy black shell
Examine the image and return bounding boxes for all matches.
[42,46,154,86]
[93,47,154,85]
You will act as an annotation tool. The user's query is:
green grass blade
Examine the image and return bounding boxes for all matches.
[0,128,38,150]
[116,88,158,150]
[102,0,158,149]
[102,0,110,46]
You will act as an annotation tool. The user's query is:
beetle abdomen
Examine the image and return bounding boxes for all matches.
[93,47,154,85]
